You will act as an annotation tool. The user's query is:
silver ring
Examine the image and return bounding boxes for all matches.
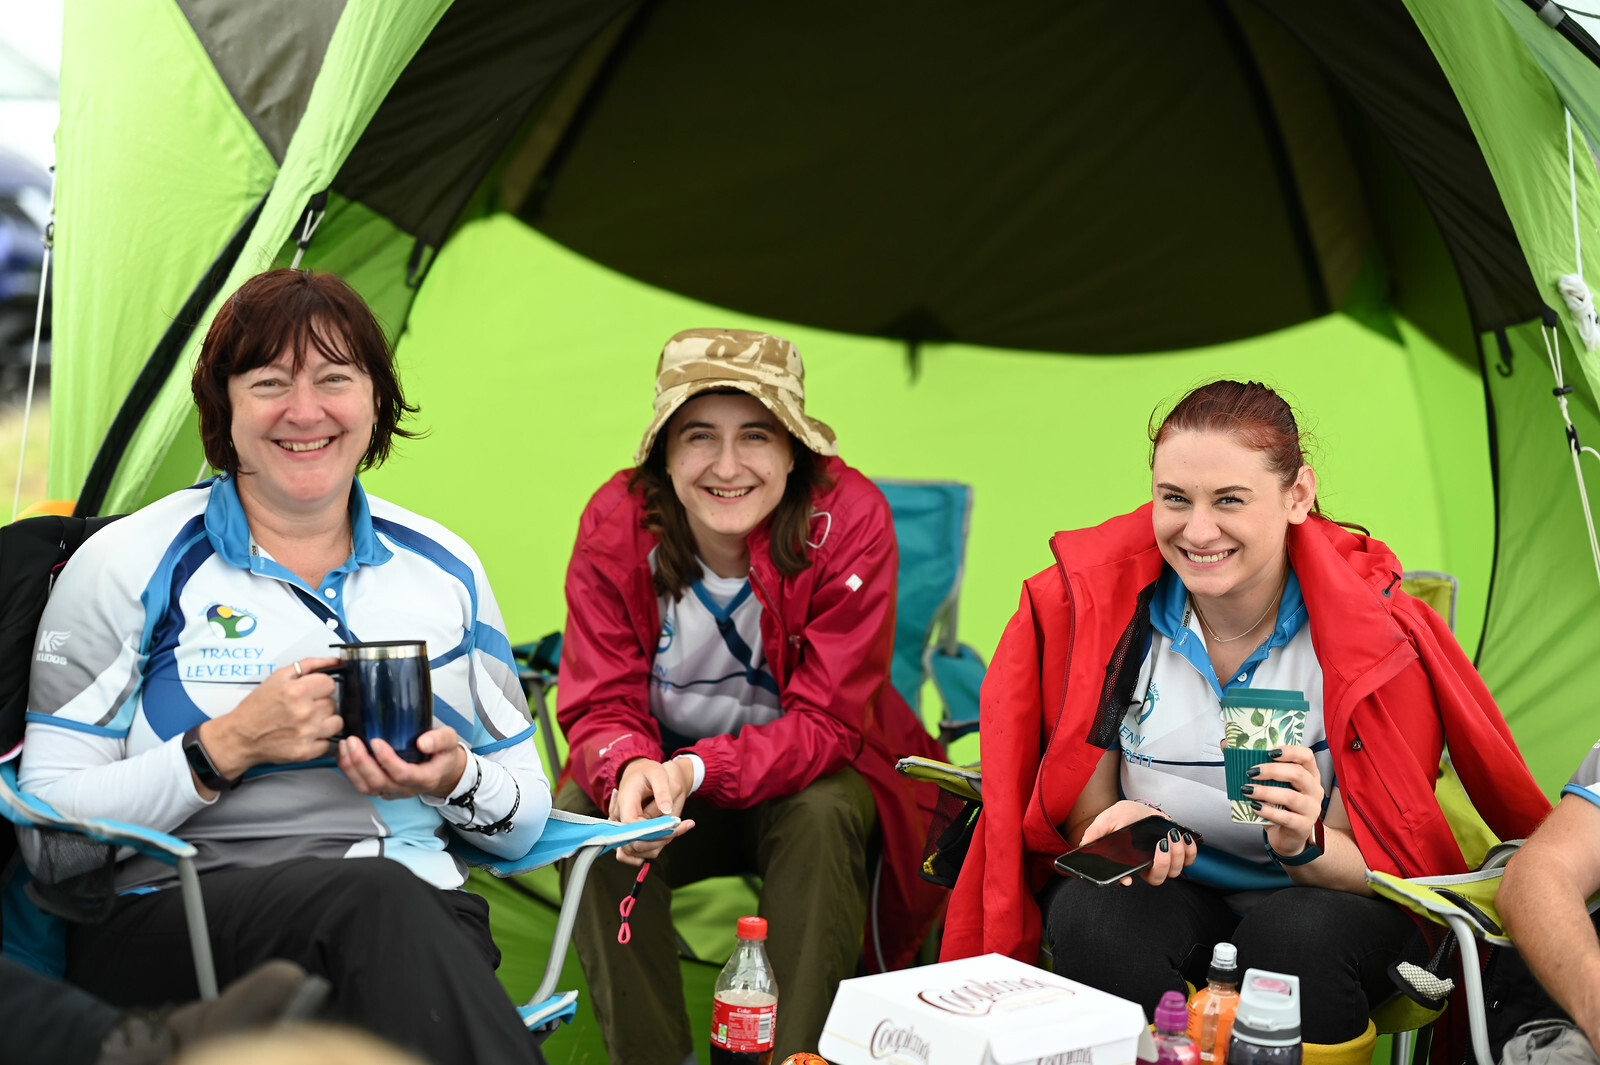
[293,661,303,678]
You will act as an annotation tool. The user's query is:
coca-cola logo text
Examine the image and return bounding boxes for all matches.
[871,1020,931,1064]
[916,976,1069,1016]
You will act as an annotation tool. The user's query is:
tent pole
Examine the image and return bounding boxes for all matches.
[12,166,54,523]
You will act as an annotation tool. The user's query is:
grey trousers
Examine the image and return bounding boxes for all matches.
[557,768,876,1065]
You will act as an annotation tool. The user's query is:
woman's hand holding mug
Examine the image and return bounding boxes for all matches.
[197,656,344,785]
[1238,744,1325,860]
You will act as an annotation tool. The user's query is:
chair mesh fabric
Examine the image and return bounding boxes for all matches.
[22,826,118,923]
[918,788,980,888]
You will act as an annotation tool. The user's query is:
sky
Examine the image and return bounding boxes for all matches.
[0,0,61,170]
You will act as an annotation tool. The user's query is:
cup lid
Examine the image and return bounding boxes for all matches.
[329,640,428,661]
[1219,688,1309,712]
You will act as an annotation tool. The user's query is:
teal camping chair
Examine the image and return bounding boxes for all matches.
[873,480,986,746]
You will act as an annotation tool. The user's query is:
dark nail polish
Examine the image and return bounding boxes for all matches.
[1169,827,1181,842]
[1247,766,1262,778]
[1181,832,1194,845]
[1240,784,1255,796]
[1158,838,1170,852]
[1249,799,1263,810]
[1268,748,1284,759]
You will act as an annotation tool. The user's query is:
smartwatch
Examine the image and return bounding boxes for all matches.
[1263,818,1325,866]
[182,725,238,792]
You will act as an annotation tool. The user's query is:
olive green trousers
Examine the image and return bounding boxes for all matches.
[556,768,876,1065]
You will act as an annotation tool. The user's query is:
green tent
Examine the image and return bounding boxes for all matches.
[41,0,1600,1057]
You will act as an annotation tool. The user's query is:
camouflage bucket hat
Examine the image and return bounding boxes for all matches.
[635,328,839,465]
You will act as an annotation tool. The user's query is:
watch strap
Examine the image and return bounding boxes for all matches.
[182,725,237,792]
[1263,822,1324,866]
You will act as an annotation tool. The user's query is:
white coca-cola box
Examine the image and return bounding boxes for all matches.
[819,953,1150,1065]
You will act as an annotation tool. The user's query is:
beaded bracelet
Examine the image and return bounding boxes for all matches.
[462,779,520,837]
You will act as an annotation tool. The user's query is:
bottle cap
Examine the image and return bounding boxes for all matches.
[736,916,768,939]
[1232,969,1301,1046]
[1209,942,1239,979]
[1153,990,1188,1031]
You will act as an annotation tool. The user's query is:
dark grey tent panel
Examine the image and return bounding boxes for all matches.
[177,0,346,164]
[1257,0,1542,335]
[194,0,1544,358]
[508,0,1540,355]
[333,0,635,249]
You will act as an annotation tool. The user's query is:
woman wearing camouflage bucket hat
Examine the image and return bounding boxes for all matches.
[553,328,948,1065]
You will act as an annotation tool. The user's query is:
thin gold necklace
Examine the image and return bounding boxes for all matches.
[1190,573,1287,644]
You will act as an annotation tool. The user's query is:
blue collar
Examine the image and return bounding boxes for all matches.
[1149,563,1308,698]
[204,475,393,576]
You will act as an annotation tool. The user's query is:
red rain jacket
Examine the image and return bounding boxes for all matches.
[556,456,947,970]
[942,505,1550,965]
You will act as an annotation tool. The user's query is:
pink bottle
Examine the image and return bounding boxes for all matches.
[1154,990,1201,1065]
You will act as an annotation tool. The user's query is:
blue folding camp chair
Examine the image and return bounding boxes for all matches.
[873,480,986,746]
[0,742,677,1033]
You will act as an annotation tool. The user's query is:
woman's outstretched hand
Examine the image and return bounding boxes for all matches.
[1240,744,1325,860]
[1078,799,1199,887]
[608,756,696,866]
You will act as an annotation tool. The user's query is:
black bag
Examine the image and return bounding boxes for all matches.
[0,513,119,755]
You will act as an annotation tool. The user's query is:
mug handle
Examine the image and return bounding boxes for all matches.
[311,661,353,736]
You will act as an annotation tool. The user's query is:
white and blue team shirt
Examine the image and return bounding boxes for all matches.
[20,476,551,892]
[648,551,781,783]
[1563,737,1600,812]
[1118,567,1334,895]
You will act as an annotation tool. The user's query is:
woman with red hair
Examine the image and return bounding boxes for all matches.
[941,380,1549,1061]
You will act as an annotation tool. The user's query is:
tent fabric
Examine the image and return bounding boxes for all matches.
[174,0,346,164]
[42,0,1600,936]
[334,0,635,250]
[522,0,1542,353]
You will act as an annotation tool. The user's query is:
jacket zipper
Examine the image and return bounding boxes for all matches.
[746,566,791,688]
[1034,535,1078,841]
[1326,641,1420,876]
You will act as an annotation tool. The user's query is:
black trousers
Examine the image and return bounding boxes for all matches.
[1039,875,1419,1044]
[65,856,538,1065]
[0,955,122,1065]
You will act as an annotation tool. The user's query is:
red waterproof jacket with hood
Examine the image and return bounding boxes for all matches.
[557,456,947,971]
[942,505,1550,965]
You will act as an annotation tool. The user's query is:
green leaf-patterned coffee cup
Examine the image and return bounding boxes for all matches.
[1220,689,1309,825]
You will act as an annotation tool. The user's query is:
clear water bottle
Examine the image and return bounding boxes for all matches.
[1188,942,1241,1065]
[711,916,778,1065]
[1227,969,1302,1065]
[1154,990,1201,1065]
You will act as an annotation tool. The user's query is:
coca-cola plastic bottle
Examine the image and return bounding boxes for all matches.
[710,916,779,1065]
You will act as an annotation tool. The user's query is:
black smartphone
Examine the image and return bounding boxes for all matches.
[1053,817,1203,886]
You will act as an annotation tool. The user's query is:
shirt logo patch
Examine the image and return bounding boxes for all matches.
[657,615,674,655]
[34,629,69,666]
[1138,681,1160,725]
[845,573,863,592]
[205,604,258,640]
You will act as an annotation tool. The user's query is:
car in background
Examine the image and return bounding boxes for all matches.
[0,145,49,391]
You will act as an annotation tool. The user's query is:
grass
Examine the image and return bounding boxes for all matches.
[0,383,51,519]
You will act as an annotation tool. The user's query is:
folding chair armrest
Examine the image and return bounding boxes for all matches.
[1,762,197,864]
[451,810,679,879]
[895,755,982,802]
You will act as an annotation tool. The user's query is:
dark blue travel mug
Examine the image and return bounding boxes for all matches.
[322,640,433,763]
